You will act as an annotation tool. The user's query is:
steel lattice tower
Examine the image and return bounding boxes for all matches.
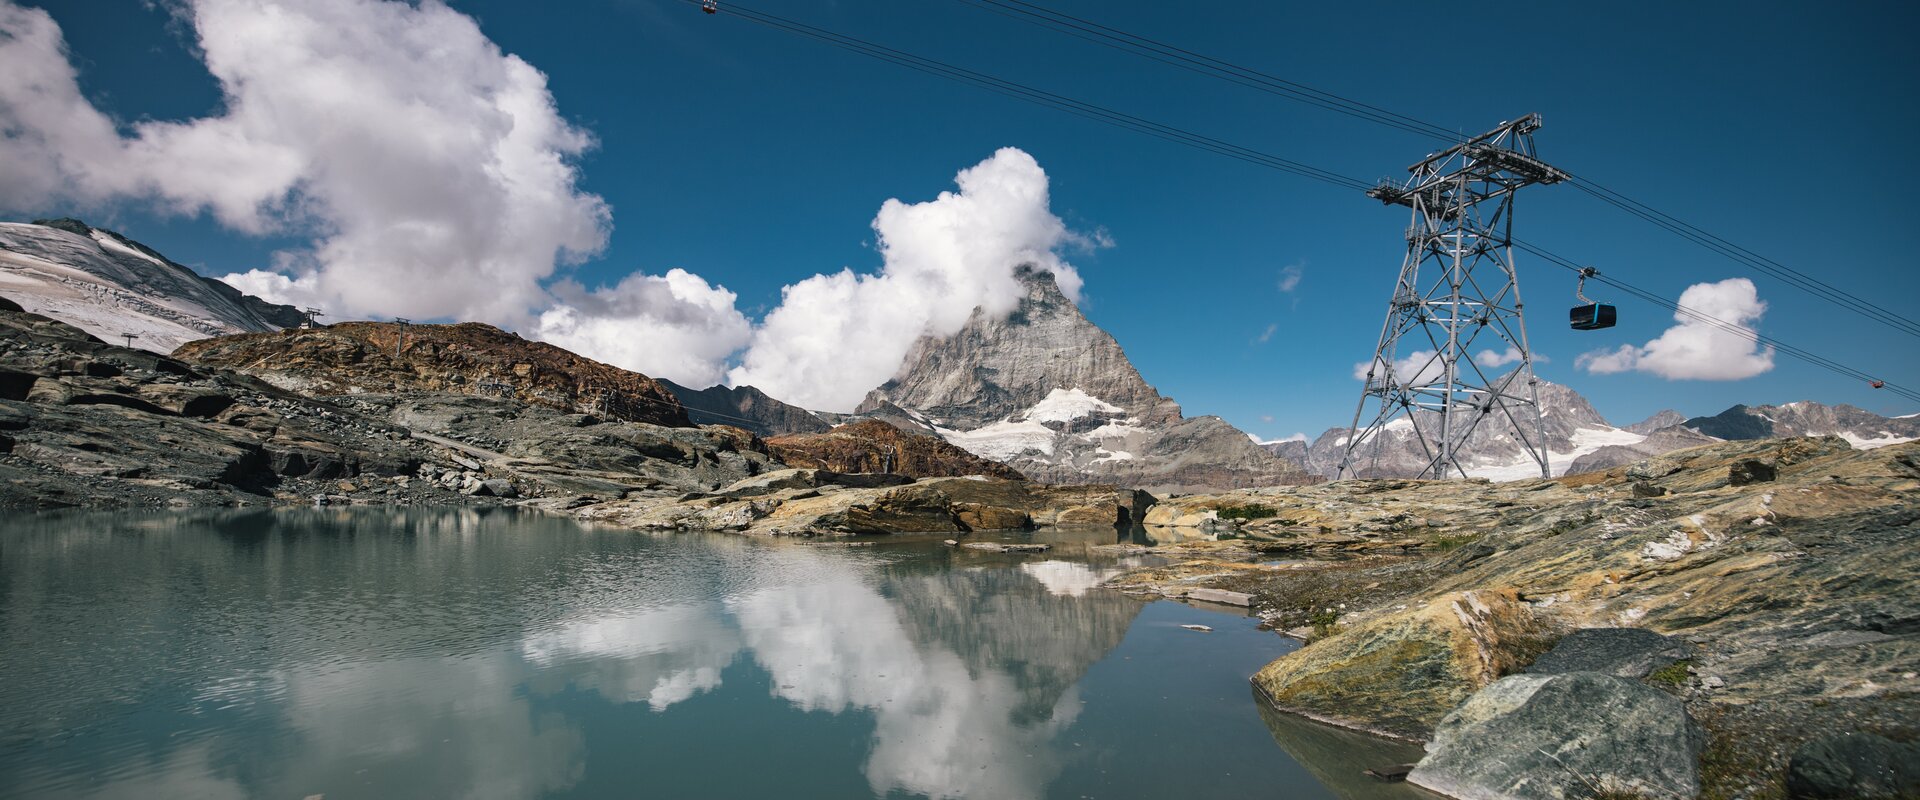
[1338,115,1569,480]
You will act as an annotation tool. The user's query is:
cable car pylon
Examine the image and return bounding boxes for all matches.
[1337,114,1569,480]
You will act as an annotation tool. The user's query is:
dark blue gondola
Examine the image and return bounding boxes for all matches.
[1569,267,1616,330]
[1570,303,1616,330]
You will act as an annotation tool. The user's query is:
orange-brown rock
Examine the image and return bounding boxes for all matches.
[766,419,1025,480]
[174,321,691,427]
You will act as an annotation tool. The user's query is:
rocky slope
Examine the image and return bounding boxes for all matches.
[0,302,791,508]
[1109,436,1919,798]
[1300,378,1721,480]
[0,218,301,353]
[857,266,1312,492]
[175,321,692,427]
[1686,401,1920,449]
[660,379,831,436]
[766,419,1026,480]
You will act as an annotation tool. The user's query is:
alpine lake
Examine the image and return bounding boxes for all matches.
[0,507,1431,799]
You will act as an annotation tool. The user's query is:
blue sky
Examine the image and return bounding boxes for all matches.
[9,0,1918,437]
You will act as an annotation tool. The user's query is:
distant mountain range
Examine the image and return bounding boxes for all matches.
[4,218,1913,488]
[0,219,301,352]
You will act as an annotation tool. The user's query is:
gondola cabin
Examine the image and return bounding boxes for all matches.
[1569,303,1616,331]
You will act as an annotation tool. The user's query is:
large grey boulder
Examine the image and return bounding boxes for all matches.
[1786,732,1920,799]
[1526,627,1691,679]
[1408,671,1704,800]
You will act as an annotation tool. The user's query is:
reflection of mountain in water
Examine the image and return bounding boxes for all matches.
[887,564,1143,727]
[4,509,1147,800]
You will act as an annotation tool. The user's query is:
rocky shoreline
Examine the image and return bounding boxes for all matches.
[1107,436,1920,799]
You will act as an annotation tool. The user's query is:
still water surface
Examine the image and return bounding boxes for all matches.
[0,508,1424,799]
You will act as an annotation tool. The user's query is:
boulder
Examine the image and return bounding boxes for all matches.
[136,384,238,418]
[954,502,1031,531]
[1526,628,1691,680]
[1407,672,1705,800]
[478,478,517,498]
[1786,733,1920,799]
[1729,458,1778,485]
[1253,589,1537,740]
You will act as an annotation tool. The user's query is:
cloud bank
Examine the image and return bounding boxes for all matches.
[1576,277,1774,380]
[2,3,1091,398]
[727,147,1088,411]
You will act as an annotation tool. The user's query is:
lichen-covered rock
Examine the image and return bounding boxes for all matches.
[1252,589,1537,740]
[1407,671,1704,800]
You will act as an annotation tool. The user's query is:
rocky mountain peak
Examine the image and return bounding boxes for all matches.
[1625,409,1688,435]
[870,262,1179,431]
[857,263,1310,491]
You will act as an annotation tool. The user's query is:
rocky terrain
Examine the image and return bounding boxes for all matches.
[855,266,1312,491]
[0,301,795,508]
[1106,435,1919,799]
[176,321,692,427]
[661,379,831,436]
[0,218,301,353]
[766,418,1026,480]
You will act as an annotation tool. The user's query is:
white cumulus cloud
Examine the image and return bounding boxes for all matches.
[727,147,1089,411]
[1576,277,1774,380]
[0,0,610,325]
[534,270,753,387]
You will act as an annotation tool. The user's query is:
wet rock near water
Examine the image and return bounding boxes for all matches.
[1408,671,1705,800]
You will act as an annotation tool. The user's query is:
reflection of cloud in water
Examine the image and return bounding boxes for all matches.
[272,654,584,800]
[520,603,742,710]
[730,575,1079,800]
[1019,559,1126,597]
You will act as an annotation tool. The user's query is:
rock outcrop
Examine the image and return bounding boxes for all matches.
[0,219,299,353]
[175,321,692,427]
[568,474,1152,535]
[1407,671,1705,800]
[858,266,1312,491]
[660,379,831,437]
[766,419,1026,480]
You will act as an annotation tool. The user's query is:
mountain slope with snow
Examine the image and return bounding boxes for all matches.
[1299,379,1718,480]
[0,219,299,353]
[1685,402,1920,449]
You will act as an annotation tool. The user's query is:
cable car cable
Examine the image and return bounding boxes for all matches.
[940,0,1920,339]
[686,0,1916,406]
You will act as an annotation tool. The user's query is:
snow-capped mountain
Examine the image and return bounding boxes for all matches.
[0,218,300,353]
[855,266,1312,491]
[1298,380,1716,480]
[1684,402,1920,449]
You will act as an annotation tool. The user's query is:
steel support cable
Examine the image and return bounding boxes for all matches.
[683,0,1916,405]
[1565,177,1920,338]
[950,0,1457,142]
[1515,239,1920,404]
[946,1,1918,339]
[690,0,1370,191]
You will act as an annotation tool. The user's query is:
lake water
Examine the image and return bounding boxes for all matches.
[0,508,1426,799]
